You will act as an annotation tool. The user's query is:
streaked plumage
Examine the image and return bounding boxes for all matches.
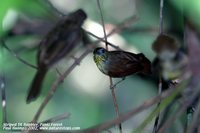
[26,9,87,103]
[93,47,151,77]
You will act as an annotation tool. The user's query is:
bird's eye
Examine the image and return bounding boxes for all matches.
[96,48,105,55]
[94,48,106,55]
[100,48,105,54]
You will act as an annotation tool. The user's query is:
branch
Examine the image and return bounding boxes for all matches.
[0,74,7,123]
[0,42,8,124]
[96,0,125,132]
[108,16,138,36]
[187,99,200,133]
[152,76,162,133]
[134,79,188,132]
[109,77,122,133]
[32,48,91,123]
[153,0,165,132]
[85,30,121,50]
[41,112,70,123]
[76,87,175,133]
[158,85,200,133]
[1,40,38,70]
[96,0,108,49]
[125,27,159,33]
[159,0,164,34]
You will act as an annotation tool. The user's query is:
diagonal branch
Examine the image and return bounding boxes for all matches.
[41,112,70,123]
[186,98,200,133]
[158,85,200,133]
[76,87,175,133]
[32,48,91,123]
[85,30,121,50]
[1,40,38,70]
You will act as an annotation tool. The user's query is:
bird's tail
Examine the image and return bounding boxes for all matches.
[26,68,47,103]
[143,61,152,74]
[138,53,152,74]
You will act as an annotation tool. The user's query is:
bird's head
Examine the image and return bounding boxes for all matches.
[152,34,179,61]
[66,9,87,26]
[93,47,108,65]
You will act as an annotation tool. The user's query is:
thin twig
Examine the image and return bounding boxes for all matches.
[1,40,38,69]
[186,98,200,133]
[2,40,66,78]
[96,0,123,133]
[125,27,159,33]
[153,0,165,132]
[158,86,200,133]
[41,112,70,123]
[157,98,177,130]
[32,48,91,123]
[1,74,7,123]
[77,87,175,133]
[108,15,138,36]
[23,113,70,133]
[134,80,188,133]
[85,30,121,50]
[152,76,162,133]
[109,77,122,133]
[0,42,7,124]
[96,0,108,49]
[159,0,164,34]
[55,67,63,77]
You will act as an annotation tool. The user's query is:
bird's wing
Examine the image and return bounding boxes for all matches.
[38,23,81,66]
[107,51,143,77]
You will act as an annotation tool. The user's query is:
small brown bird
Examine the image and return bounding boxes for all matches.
[152,34,180,61]
[152,34,188,81]
[26,9,87,103]
[93,47,151,78]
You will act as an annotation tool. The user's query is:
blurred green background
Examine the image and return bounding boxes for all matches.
[0,0,199,132]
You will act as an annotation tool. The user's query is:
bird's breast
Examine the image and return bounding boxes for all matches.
[96,59,109,75]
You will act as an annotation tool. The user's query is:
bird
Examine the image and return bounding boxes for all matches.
[151,34,189,131]
[152,34,188,81]
[93,47,151,78]
[26,9,87,103]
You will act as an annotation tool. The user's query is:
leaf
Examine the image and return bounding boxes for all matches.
[134,81,188,133]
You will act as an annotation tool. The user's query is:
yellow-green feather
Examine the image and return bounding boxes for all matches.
[93,54,108,74]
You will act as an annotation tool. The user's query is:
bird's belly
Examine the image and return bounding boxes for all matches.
[98,62,109,75]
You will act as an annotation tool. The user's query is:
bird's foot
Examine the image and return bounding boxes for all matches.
[110,77,126,90]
